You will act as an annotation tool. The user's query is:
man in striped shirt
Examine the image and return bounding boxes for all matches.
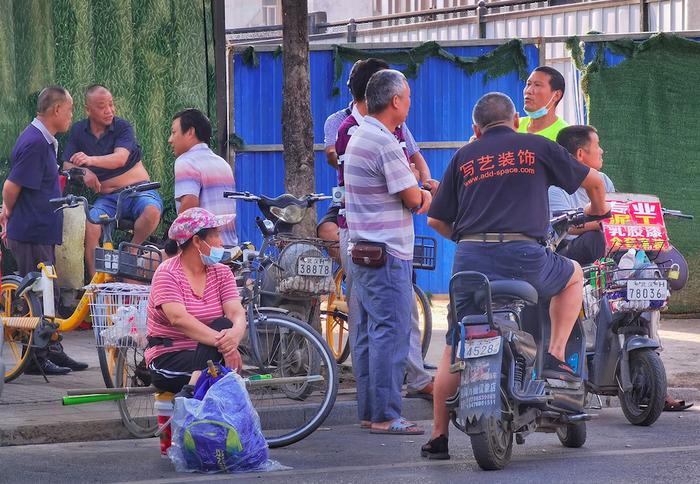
[345,69,432,435]
[169,109,237,247]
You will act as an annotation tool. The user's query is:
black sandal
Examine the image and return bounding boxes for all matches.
[420,434,450,460]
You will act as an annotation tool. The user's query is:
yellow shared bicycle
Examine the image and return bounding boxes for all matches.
[2,182,161,385]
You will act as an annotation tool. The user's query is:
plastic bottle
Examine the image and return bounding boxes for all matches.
[154,394,175,456]
[615,248,636,281]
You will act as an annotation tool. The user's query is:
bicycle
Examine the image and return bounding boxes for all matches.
[2,181,162,385]
[64,227,340,448]
[322,235,436,364]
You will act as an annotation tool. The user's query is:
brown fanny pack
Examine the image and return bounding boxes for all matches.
[351,241,387,268]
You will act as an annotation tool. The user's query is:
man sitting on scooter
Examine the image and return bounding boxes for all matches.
[552,125,693,412]
[422,92,610,459]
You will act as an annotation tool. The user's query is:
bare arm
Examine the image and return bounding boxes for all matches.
[428,217,453,240]
[62,161,101,192]
[70,147,130,170]
[1,179,22,219]
[160,302,220,346]
[325,146,338,170]
[580,168,609,216]
[177,194,200,214]
[399,186,432,215]
[568,221,602,236]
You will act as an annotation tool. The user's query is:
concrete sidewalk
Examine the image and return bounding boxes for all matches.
[1,309,698,447]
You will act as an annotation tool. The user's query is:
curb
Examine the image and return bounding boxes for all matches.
[0,397,434,448]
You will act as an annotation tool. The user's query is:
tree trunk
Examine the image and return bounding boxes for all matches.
[281,0,315,236]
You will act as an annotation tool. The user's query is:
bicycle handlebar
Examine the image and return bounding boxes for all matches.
[49,182,161,225]
[662,208,694,220]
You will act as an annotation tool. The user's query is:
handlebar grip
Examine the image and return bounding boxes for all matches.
[223,191,248,199]
[133,182,160,192]
[49,195,75,207]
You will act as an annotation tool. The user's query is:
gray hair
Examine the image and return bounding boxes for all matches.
[37,86,70,114]
[472,92,516,129]
[366,69,408,115]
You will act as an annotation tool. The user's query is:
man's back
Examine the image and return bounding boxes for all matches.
[429,126,589,240]
[174,143,237,246]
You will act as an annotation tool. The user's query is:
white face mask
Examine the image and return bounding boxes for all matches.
[198,240,225,265]
[524,94,557,120]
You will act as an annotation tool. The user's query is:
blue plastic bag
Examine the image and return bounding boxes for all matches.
[168,371,275,473]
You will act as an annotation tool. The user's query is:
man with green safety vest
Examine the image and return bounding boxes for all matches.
[519,66,568,141]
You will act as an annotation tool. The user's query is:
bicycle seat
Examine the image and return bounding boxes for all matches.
[478,280,538,306]
[117,218,135,232]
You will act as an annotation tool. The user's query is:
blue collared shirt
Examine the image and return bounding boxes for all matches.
[31,118,58,155]
[62,116,142,182]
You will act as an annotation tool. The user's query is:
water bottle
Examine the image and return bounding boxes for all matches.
[154,394,175,456]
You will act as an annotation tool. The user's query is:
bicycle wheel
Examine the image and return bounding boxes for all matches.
[115,341,158,437]
[241,312,339,448]
[2,275,42,382]
[413,284,432,359]
[97,346,119,388]
[323,268,351,364]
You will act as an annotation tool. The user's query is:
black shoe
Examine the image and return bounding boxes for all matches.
[541,353,580,383]
[421,434,450,460]
[25,358,72,375]
[48,348,89,371]
[174,384,195,399]
[423,362,438,370]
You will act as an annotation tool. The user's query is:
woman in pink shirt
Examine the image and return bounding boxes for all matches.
[146,207,246,393]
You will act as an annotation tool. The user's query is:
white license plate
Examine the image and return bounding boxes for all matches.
[296,256,333,277]
[627,279,667,301]
[463,336,501,359]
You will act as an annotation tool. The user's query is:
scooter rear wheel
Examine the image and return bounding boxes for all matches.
[470,415,513,470]
[618,348,666,426]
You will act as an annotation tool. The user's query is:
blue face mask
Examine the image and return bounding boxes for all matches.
[524,94,556,120]
[199,241,225,266]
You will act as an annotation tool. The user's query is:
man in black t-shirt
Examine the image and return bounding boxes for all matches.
[420,93,609,459]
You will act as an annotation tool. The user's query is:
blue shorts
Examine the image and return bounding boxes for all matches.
[446,240,574,345]
[90,189,163,222]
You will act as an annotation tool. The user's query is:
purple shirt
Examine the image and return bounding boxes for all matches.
[344,116,417,260]
[62,116,142,182]
[7,121,63,244]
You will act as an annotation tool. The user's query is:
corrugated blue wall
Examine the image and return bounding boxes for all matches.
[232,43,540,294]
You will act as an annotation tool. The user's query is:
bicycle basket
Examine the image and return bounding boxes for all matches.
[95,242,162,282]
[267,235,335,296]
[413,236,437,270]
[88,283,150,348]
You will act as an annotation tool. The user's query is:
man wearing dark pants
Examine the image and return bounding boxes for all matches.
[345,69,432,435]
[421,93,609,459]
[0,86,88,375]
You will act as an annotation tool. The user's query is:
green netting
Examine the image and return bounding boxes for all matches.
[570,33,700,312]
[0,0,216,239]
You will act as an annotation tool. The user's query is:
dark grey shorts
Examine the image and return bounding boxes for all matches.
[446,241,574,345]
[6,239,55,276]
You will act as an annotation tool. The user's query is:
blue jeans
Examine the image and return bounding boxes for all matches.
[350,253,413,423]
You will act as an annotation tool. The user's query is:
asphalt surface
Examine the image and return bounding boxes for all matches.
[0,407,698,483]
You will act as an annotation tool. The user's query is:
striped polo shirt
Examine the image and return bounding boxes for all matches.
[145,255,240,364]
[344,116,417,260]
[174,143,238,246]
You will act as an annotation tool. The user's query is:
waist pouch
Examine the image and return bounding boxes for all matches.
[351,241,387,268]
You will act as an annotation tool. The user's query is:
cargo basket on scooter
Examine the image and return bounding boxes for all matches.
[267,235,336,296]
[87,283,150,348]
[584,259,674,314]
[95,242,162,282]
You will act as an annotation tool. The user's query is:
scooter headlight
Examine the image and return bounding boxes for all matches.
[270,205,307,224]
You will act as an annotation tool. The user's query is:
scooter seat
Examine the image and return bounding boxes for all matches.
[488,280,538,306]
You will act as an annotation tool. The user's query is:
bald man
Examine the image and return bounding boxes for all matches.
[62,84,162,276]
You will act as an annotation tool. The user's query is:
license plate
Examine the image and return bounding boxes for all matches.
[627,279,667,301]
[463,336,501,359]
[296,256,333,277]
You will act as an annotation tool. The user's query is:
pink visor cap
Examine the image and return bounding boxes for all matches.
[168,207,236,245]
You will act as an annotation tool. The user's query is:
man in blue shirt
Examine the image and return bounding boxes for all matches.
[62,85,163,276]
[1,86,87,375]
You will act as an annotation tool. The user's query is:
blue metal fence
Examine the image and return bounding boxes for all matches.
[232,43,540,293]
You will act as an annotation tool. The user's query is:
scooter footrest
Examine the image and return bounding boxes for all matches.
[523,380,547,397]
[545,378,583,390]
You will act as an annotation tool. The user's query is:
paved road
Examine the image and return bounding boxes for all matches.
[1,407,698,483]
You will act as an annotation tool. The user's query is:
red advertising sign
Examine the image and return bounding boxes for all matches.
[602,194,669,252]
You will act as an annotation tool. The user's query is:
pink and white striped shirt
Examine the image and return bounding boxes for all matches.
[145,255,240,364]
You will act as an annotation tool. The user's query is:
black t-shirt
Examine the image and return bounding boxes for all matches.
[428,126,590,240]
